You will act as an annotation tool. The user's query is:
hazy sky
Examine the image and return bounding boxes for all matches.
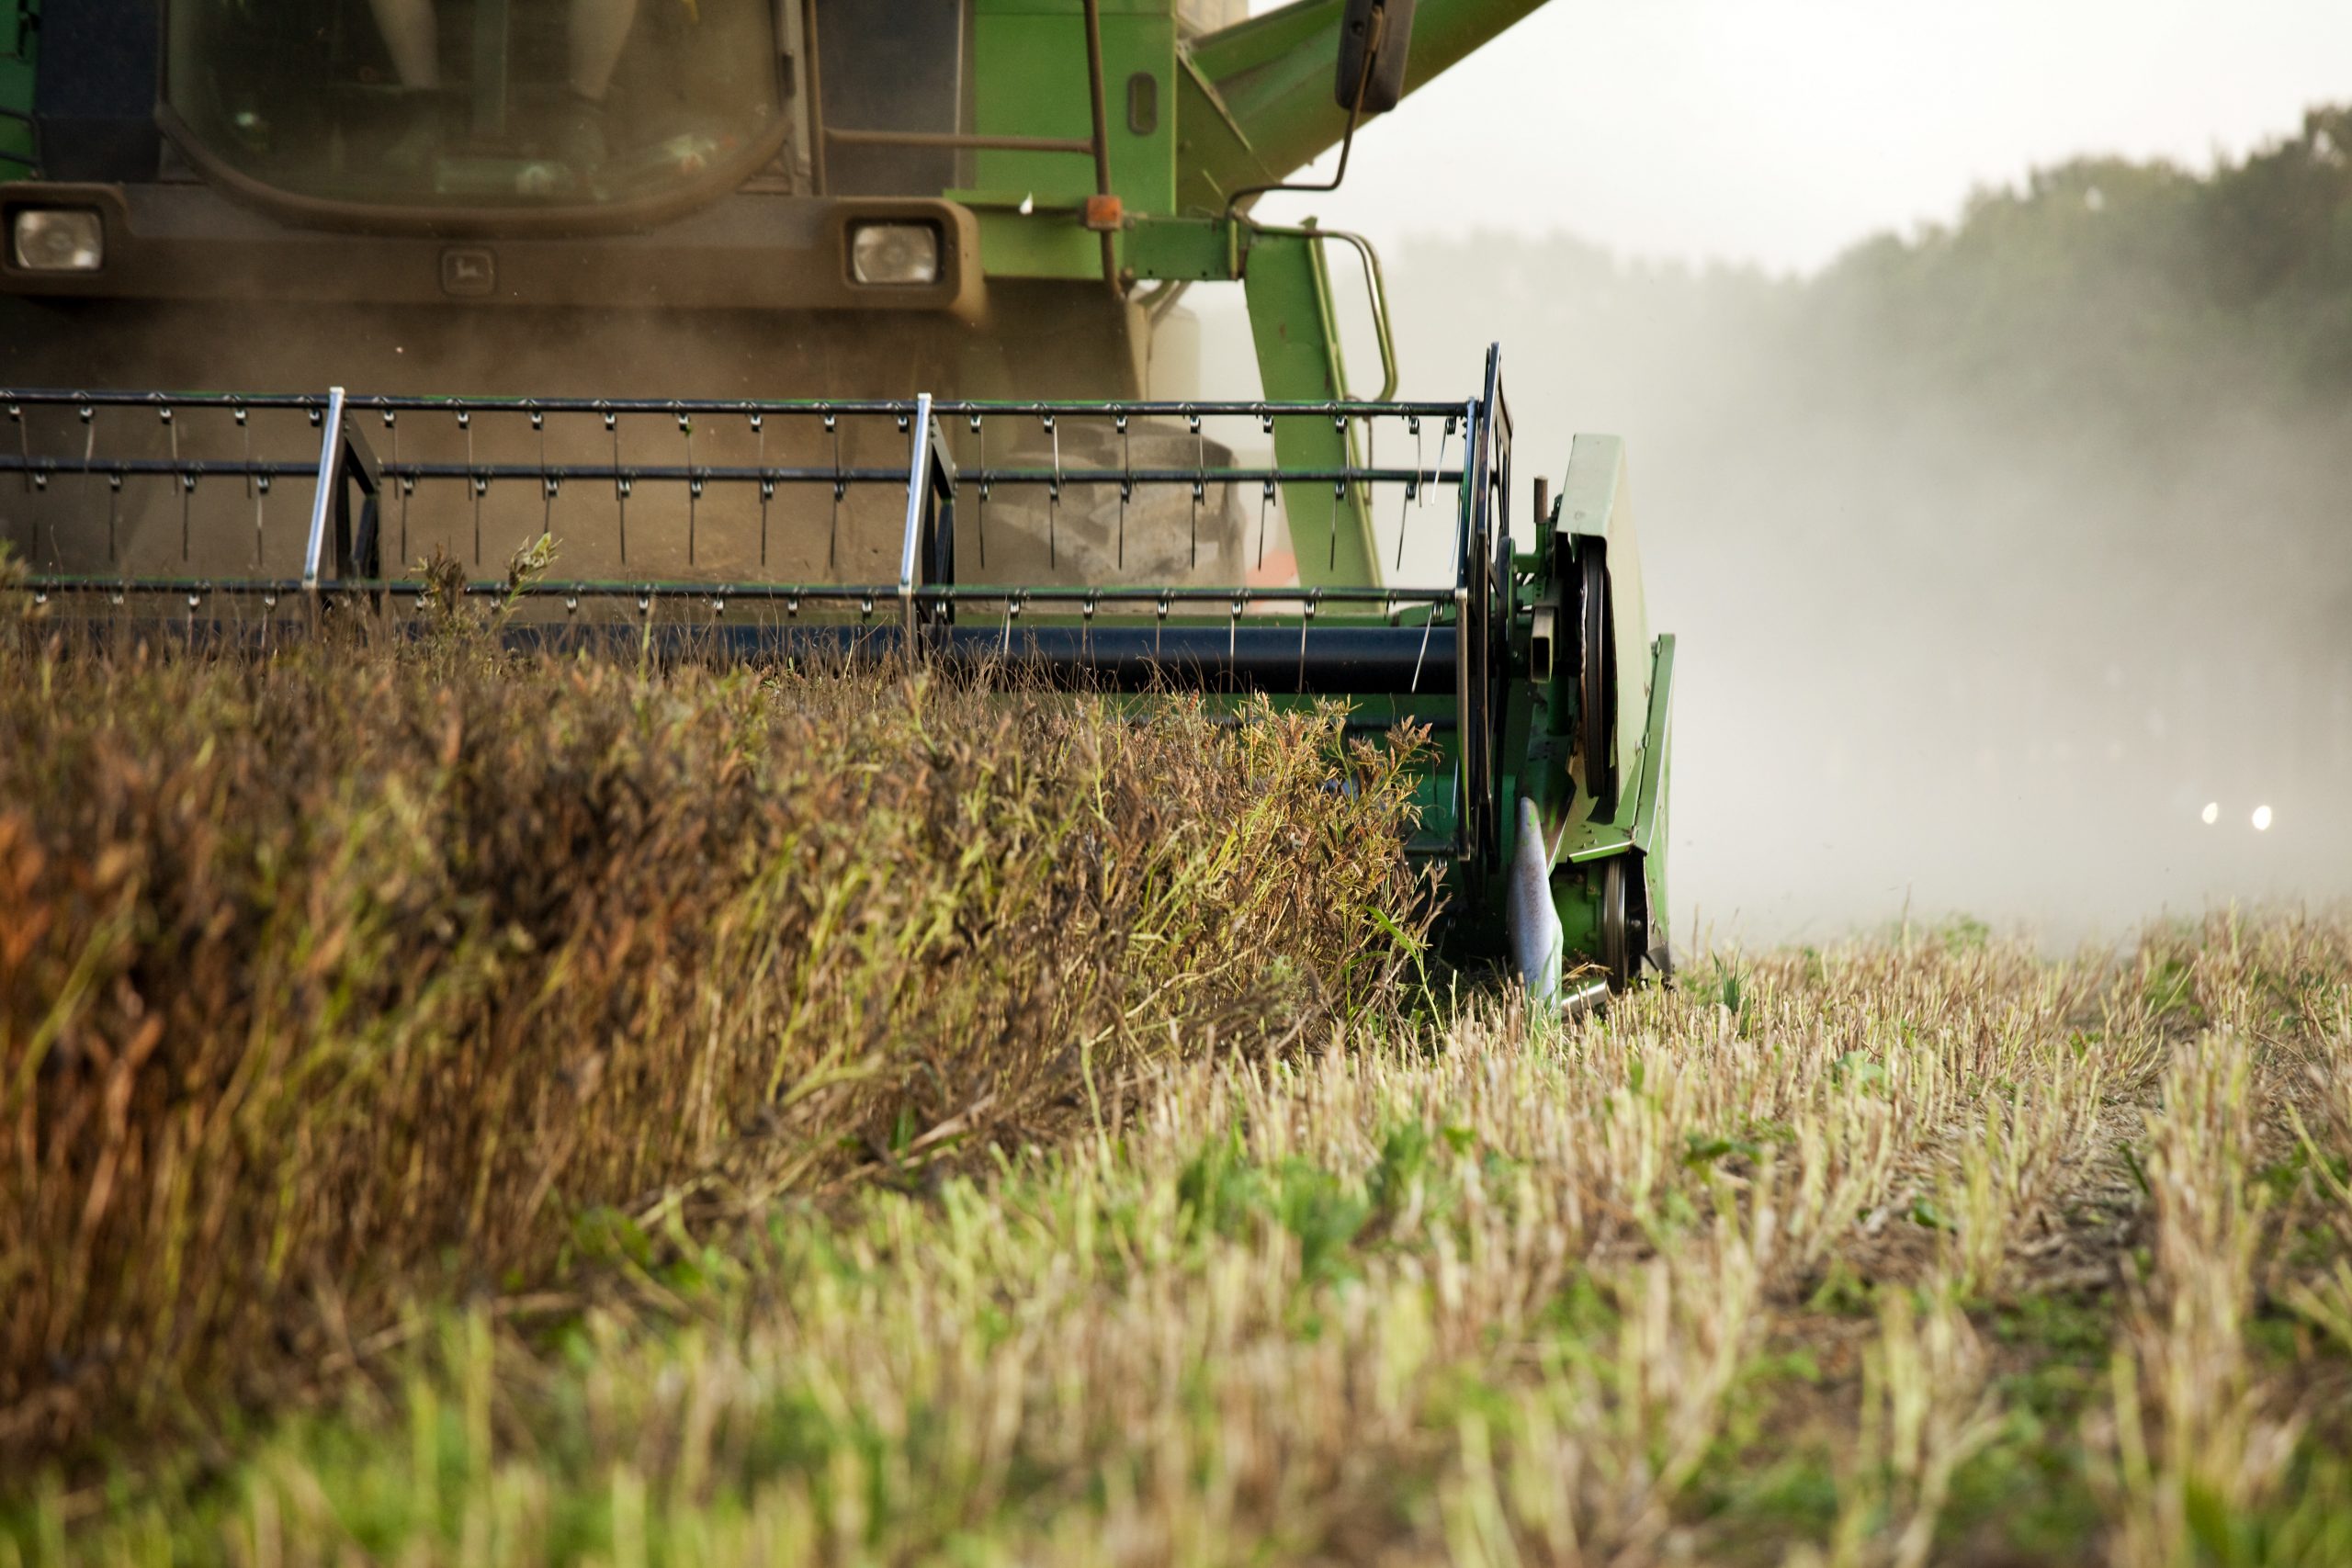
[1252,0,2352,272]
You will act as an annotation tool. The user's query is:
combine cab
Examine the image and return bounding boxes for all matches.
[0,0,1673,999]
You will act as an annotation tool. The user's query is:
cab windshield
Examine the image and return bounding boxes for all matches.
[164,0,782,209]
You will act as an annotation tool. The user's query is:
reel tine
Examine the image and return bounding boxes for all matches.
[1045,410,1059,573]
[616,470,633,566]
[972,411,987,570]
[824,404,840,574]
[458,404,476,565]
[524,406,550,581]
[1191,475,1204,572]
[234,399,252,501]
[1397,477,1414,573]
[8,397,26,499]
[676,403,695,567]
[1297,590,1314,691]
[1328,478,1341,574]
[605,402,627,567]
[1188,407,1203,571]
[384,409,409,570]
[1330,412,1348,572]
[753,408,769,570]
[401,471,416,575]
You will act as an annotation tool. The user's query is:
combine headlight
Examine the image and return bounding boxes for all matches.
[849,221,940,287]
[11,209,105,273]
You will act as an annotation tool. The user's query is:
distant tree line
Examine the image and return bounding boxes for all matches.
[1398,105,2352,437]
[1811,106,2352,433]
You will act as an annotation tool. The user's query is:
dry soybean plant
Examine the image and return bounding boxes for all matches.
[5,634,2351,1567]
[0,637,1430,1462]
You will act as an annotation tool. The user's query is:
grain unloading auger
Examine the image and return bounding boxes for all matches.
[3,343,1671,999]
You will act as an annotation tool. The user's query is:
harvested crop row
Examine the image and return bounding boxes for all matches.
[25,915,2352,1567]
[0,638,1430,1459]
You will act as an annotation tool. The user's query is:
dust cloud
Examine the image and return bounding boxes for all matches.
[1194,135,2352,947]
[1373,225,2352,945]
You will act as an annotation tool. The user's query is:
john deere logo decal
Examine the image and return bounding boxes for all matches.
[439,249,496,298]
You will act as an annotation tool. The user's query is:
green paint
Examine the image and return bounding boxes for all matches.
[1175,0,1550,217]
[1,1,34,181]
[1124,214,1232,282]
[971,206,1111,283]
[962,0,1554,281]
[1545,637,1672,967]
[1242,227,1377,587]
[971,3,1172,240]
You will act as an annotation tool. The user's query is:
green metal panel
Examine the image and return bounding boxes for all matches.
[1124,213,1233,281]
[1550,633,1673,969]
[971,205,1113,281]
[1,1,34,182]
[1633,634,1674,953]
[959,5,1185,279]
[1555,631,1670,864]
[968,0,1174,285]
[1178,0,1548,215]
[1242,228,1378,586]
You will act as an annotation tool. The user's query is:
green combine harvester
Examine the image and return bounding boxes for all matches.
[0,0,1673,1002]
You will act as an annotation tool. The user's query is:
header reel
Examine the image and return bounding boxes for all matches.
[2,346,1672,1000]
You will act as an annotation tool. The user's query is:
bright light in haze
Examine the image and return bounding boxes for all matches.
[2200,802,2220,826]
[2253,805,2275,831]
